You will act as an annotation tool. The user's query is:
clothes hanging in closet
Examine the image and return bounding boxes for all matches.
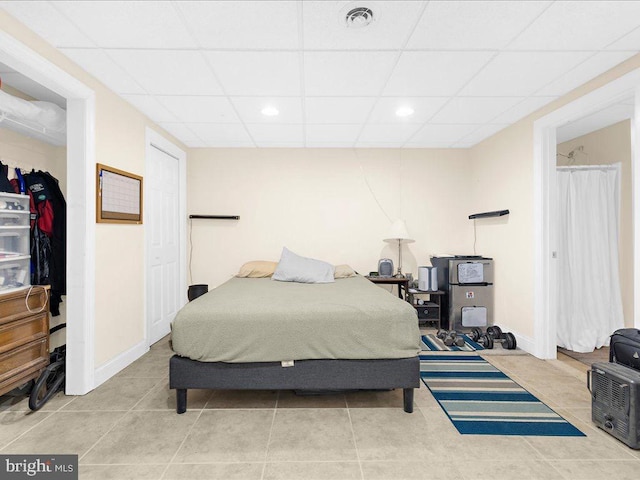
[8,170,66,316]
[25,171,66,316]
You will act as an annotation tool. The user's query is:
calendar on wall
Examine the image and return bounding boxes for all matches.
[96,163,143,224]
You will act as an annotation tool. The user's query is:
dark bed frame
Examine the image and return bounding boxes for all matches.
[169,355,420,414]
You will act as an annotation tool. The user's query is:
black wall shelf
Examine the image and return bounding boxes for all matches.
[189,215,240,220]
[468,209,509,220]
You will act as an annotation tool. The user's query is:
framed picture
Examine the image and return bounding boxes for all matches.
[96,163,143,224]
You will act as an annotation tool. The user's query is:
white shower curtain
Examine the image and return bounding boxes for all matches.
[556,164,624,353]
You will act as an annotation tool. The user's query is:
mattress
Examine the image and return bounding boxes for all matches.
[171,275,420,363]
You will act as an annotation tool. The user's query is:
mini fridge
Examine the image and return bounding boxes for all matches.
[430,255,493,332]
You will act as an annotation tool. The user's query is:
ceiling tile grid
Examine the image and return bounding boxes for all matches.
[2,0,640,148]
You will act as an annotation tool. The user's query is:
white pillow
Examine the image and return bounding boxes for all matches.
[272,247,335,284]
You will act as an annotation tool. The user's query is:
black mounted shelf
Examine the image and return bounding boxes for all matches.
[189,215,240,220]
[468,209,509,220]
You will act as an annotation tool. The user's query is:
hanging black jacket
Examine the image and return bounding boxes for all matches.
[24,171,66,316]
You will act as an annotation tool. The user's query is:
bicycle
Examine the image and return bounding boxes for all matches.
[28,323,66,411]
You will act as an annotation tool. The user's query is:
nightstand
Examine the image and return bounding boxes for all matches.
[407,290,444,330]
[365,276,409,300]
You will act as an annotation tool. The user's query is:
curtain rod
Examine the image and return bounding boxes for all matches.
[556,164,619,171]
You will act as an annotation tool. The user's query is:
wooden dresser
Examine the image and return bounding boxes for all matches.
[0,287,49,397]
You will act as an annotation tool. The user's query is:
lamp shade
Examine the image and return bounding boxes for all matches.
[384,219,415,244]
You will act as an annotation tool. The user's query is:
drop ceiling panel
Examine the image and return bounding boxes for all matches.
[383,51,495,96]
[305,97,377,124]
[157,122,200,142]
[430,97,524,124]
[156,96,240,123]
[60,48,146,94]
[106,50,223,95]
[3,1,639,149]
[52,1,196,48]
[407,0,551,50]
[460,51,593,97]
[306,124,361,144]
[304,51,398,96]
[0,1,95,48]
[507,1,640,51]
[174,0,300,49]
[187,123,254,144]
[451,123,509,147]
[535,51,637,96]
[358,123,421,143]
[303,1,425,50]
[607,27,640,50]
[368,97,449,124]
[408,124,481,144]
[245,124,304,144]
[204,51,301,96]
[490,96,558,124]
[184,139,208,148]
[121,95,177,123]
[231,97,303,124]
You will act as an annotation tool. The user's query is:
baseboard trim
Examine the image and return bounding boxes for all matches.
[512,331,536,357]
[93,340,148,389]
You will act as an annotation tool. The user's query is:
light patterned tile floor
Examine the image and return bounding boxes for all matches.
[1,334,639,480]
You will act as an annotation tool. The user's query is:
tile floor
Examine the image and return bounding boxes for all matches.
[1,335,639,480]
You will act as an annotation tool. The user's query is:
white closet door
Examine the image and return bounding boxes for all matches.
[147,144,180,344]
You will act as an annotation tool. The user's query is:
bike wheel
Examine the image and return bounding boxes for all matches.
[28,360,65,411]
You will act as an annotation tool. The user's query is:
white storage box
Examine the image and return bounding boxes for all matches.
[0,192,30,292]
[0,257,30,291]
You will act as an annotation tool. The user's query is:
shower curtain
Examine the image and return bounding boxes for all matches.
[556,164,624,353]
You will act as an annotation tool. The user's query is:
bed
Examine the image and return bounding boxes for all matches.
[169,274,421,413]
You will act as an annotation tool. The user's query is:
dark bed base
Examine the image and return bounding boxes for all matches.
[169,355,420,414]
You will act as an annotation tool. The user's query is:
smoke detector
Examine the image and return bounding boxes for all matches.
[344,5,376,28]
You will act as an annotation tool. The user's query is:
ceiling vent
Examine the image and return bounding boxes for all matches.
[344,6,375,28]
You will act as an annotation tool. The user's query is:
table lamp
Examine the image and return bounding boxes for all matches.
[384,219,414,278]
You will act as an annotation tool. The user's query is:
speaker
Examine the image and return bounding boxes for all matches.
[378,258,394,277]
[418,266,438,291]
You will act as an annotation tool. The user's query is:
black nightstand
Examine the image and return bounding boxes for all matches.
[365,276,409,300]
[407,290,445,330]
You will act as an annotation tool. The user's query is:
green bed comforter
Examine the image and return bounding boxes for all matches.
[171,275,420,363]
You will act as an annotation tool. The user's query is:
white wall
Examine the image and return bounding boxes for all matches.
[187,148,473,288]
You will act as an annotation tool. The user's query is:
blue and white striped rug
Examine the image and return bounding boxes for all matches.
[420,355,585,436]
[421,334,484,352]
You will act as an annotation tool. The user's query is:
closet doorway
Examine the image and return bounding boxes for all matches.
[0,31,95,394]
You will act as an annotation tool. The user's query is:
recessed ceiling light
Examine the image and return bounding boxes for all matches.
[395,107,414,117]
[261,106,279,117]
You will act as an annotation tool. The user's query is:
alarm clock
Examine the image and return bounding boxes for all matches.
[378,258,394,277]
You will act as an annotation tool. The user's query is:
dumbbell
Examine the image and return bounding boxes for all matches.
[486,325,517,350]
[436,329,465,347]
[467,327,493,349]
[468,327,483,342]
[475,333,494,349]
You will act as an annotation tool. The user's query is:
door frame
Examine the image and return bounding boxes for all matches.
[144,128,187,347]
[0,30,95,394]
[533,68,640,359]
